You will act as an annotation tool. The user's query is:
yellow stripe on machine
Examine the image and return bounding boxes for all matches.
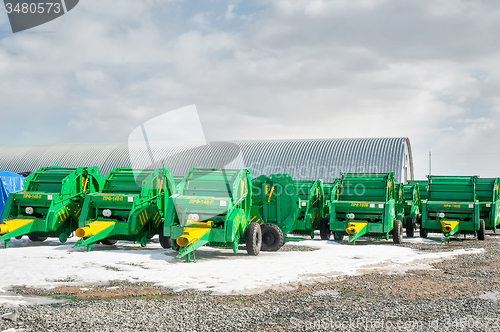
[440,220,459,233]
[346,222,367,235]
[176,226,211,247]
[267,186,275,203]
[0,219,35,234]
[75,221,115,238]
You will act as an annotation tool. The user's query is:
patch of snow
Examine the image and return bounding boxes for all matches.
[479,291,500,301]
[0,291,66,307]
[0,237,484,297]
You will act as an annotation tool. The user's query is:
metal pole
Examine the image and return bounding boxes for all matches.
[429,151,431,176]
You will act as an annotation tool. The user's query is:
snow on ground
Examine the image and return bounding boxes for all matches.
[0,236,483,304]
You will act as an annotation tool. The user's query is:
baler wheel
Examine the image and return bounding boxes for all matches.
[320,218,331,240]
[419,227,427,238]
[15,236,22,240]
[246,222,262,256]
[158,222,172,249]
[261,223,284,251]
[405,216,414,238]
[392,219,403,244]
[28,236,47,242]
[478,219,485,240]
[101,239,118,245]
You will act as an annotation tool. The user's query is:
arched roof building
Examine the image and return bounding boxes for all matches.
[0,137,413,183]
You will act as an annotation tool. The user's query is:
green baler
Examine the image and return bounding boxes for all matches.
[73,167,176,251]
[401,182,421,237]
[162,168,261,262]
[290,180,324,238]
[395,184,405,224]
[476,178,500,231]
[420,176,483,242]
[251,174,300,251]
[0,166,101,248]
[320,180,342,240]
[327,173,402,244]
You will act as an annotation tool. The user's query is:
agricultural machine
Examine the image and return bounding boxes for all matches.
[290,180,325,238]
[420,176,483,242]
[395,183,405,223]
[251,174,301,251]
[0,167,100,248]
[73,167,176,251]
[162,168,261,262]
[327,173,402,244]
[401,182,421,237]
[476,178,500,231]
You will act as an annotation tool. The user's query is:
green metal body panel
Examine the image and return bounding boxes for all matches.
[0,166,101,247]
[421,175,480,241]
[290,180,324,238]
[395,183,405,221]
[474,178,499,231]
[329,173,396,243]
[73,167,176,249]
[250,174,299,235]
[164,168,252,260]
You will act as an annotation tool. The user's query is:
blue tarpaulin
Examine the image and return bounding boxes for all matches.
[0,171,24,217]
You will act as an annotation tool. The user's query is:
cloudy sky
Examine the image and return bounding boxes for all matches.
[1,0,499,179]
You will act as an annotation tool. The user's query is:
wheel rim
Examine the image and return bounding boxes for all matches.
[263,232,275,245]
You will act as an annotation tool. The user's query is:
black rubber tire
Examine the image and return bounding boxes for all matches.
[478,219,485,241]
[246,222,262,256]
[101,239,117,245]
[28,236,47,242]
[158,222,172,249]
[334,233,345,241]
[15,236,23,240]
[261,223,284,251]
[419,226,427,238]
[405,216,414,238]
[320,218,331,240]
[392,219,403,244]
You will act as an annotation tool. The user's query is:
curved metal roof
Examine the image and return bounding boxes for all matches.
[0,137,414,183]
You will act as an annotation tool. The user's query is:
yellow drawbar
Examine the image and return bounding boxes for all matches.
[346,222,367,235]
[76,221,115,238]
[0,219,35,234]
[176,221,212,247]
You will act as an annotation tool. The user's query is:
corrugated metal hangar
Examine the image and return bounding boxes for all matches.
[0,137,413,183]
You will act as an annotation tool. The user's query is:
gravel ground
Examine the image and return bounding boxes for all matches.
[2,234,500,332]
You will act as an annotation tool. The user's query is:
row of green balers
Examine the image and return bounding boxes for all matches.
[162,168,262,262]
[0,167,101,248]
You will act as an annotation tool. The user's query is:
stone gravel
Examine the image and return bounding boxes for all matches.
[2,234,500,331]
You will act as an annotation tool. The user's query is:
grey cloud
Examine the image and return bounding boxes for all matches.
[1,0,500,178]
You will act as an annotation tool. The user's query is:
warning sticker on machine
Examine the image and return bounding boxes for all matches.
[220,200,227,206]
